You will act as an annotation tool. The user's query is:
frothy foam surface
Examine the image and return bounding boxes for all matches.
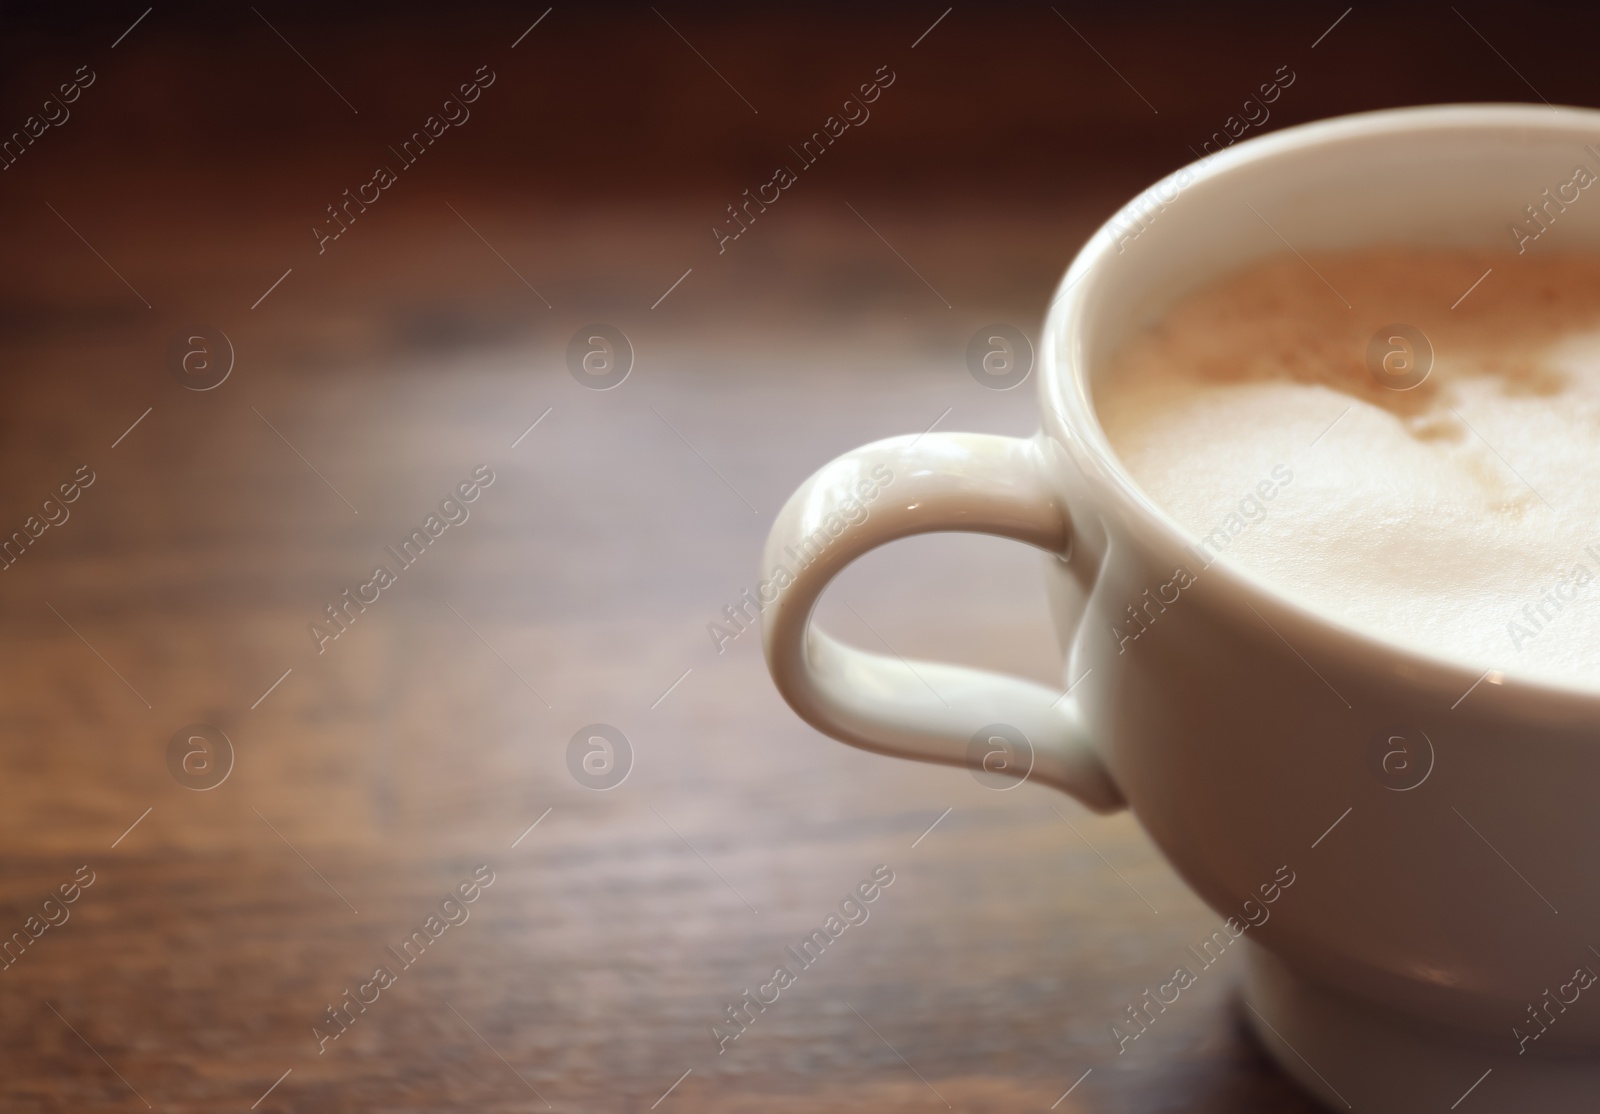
[1097,249,1600,686]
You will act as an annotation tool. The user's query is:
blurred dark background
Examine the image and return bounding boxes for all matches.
[2,1,1596,342]
[5,1,1598,198]
[0,4,1590,1112]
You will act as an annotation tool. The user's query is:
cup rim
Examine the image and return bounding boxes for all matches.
[1040,101,1600,713]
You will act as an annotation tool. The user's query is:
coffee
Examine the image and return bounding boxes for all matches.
[1098,249,1600,685]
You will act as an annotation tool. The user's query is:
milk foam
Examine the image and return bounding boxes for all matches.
[1097,249,1600,685]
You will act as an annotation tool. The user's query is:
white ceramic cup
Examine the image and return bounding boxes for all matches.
[761,104,1600,1112]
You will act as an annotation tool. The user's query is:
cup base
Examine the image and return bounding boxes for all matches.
[1242,940,1600,1112]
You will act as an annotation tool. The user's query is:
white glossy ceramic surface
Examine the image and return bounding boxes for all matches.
[761,105,1600,1112]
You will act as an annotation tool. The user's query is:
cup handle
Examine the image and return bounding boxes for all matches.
[760,431,1124,813]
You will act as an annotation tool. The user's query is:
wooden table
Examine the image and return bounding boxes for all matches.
[10,3,1565,1108]
[0,213,1329,1113]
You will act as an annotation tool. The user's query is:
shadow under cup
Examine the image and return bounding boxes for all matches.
[1044,105,1600,1111]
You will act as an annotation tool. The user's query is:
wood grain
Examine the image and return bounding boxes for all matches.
[0,6,1428,1109]
[0,197,1329,1111]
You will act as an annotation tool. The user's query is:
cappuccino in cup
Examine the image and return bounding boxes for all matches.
[1098,248,1600,685]
[764,107,1600,1112]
